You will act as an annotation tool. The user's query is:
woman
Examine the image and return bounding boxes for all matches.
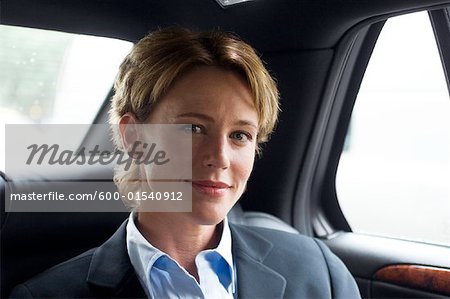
[11,27,361,298]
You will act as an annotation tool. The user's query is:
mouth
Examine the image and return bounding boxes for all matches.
[190,180,231,197]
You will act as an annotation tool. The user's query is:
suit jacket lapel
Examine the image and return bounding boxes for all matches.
[85,220,286,298]
[86,220,146,298]
[230,224,286,299]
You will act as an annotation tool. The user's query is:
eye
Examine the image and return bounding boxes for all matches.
[180,124,203,134]
[230,131,252,143]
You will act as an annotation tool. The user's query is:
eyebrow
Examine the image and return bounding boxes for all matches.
[176,112,258,129]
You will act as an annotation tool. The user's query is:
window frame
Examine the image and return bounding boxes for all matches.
[301,8,450,239]
[292,18,385,236]
[297,7,450,297]
[430,8,450,96]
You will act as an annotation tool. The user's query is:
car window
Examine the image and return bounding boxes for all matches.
[0,25,133,170]
[336,11,450,247]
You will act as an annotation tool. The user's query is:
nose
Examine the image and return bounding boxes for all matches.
[202,135,230,170]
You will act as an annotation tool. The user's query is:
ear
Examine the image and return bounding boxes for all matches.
[118,113,140,156]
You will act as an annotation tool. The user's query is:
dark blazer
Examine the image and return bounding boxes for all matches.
[10,221,361,298]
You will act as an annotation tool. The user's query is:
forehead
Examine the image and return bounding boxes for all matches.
[165,66,256,110]
[147,66,258,126]
[171,66,249,92]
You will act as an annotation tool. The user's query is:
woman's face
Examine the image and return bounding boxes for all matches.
[146,66,258,225]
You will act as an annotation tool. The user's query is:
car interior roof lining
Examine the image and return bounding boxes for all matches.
[2,0,450,52]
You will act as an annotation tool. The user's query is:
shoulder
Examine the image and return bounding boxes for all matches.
[231,224,361,298]
[9,220,143,299]
[10,249,96,298]
[231,223,323,255]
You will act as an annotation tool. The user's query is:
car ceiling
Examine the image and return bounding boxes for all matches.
[2,0,450,52]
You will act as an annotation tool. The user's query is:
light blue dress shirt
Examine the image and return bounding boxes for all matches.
[126,213,236,299]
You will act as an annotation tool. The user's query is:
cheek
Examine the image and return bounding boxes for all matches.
[232,148,255,184]
[191,140,204,168]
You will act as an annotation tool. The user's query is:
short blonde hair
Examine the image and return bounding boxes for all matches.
[109,27,280,205]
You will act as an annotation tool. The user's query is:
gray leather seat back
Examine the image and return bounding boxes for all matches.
[229,204,299,234]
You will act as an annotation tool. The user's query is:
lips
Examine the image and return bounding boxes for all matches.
[191,180,231,197]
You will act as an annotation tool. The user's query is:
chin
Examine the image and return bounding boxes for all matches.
[190,199,232,226]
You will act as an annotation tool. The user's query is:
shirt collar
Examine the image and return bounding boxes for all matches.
[126,212,236,295]
[126,212,164,297]
[215,216,235,292]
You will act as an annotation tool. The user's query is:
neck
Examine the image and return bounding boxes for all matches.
[136,212,223,281]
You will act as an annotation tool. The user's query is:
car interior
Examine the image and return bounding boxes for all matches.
[1,0,450,298]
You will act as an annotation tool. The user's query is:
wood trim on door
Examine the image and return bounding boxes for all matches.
[374,264,450,295]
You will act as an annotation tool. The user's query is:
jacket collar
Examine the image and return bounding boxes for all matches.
[230,223,286,299]
[86,220,286,299]
[86,220,146,298]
